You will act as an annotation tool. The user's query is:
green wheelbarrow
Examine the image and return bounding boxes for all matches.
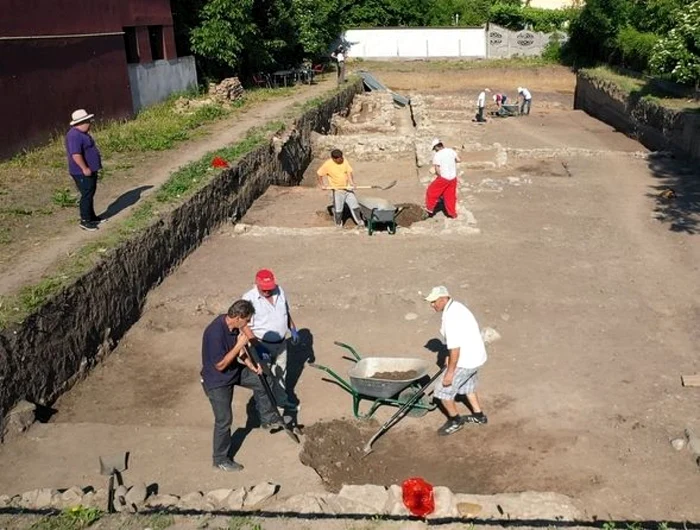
[309,341,437,419]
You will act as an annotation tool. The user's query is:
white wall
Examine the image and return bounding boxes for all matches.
[128,56,198,113]
[344,28,486,59]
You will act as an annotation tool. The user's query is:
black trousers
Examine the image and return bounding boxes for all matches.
[203,370,277,465]
[71,173,98,222]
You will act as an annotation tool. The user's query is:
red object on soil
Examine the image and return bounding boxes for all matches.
[211,156,229,168]
[402,477,435,517]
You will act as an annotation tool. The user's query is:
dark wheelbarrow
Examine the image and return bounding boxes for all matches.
[357,197,405,236]
[309,341,437,419]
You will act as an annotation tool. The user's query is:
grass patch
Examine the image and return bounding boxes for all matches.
[227,517,264,530]
[29,507,102,530]
[356,56,559,73]
[138,513,175,530]
[582,66,700,111]
[52,188,79,208]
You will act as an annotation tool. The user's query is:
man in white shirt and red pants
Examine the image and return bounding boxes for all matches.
[426,285,488,436]
[423,138,461,219]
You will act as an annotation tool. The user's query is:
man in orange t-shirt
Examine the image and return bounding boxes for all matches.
[316,149,363,227]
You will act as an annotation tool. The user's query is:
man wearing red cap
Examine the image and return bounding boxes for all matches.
[242,269,299,415]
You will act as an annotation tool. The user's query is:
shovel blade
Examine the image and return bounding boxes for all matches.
[99,453,129,475]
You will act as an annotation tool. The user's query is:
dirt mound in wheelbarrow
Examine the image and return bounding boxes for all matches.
[300,419,580,495]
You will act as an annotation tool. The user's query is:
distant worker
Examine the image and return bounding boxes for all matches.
[423,139,461,219]
[493,92,508,109]
[517,87,532,115]
[65,109,104,232]
[331,46,346,85]
[317,149,363,227]
[476,88,490,122]
[425,286,488,436]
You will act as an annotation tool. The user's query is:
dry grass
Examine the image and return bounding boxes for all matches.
[350,60,575,93]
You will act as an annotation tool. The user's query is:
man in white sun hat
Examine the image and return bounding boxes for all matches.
[425,285,488,436]
[65,109,103,231]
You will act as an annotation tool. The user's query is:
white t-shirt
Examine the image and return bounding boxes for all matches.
[440,299,487,369]
[336,52,345,63]
[242,286,290,342]
[477,91,486,108]
[432,148,458,180]
[519,88,532,100]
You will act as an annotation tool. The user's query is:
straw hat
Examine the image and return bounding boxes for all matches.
[70,109,94,126]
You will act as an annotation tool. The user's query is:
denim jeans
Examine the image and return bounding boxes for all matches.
[520,99,531,116]
[203,370,278,464]
[71,173,98,222]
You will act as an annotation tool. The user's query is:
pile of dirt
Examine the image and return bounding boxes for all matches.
[300,419,579,495]
[369,370,419,380]
[395,203,423,227]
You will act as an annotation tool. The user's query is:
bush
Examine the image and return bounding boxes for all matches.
[568,0,630,64]
[542,35,563,62]
[615,26,659,72]
[489,3,578,32]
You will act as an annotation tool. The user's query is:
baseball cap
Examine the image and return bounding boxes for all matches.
[255,269,277,291]
[425,286,450,302]
[430,138,442,150]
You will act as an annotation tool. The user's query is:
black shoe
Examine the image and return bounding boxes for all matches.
[92,216,108,225]
[79,221,98,232]
[214,459,244,472]
[463,413,488,425]
[437,416,464,436]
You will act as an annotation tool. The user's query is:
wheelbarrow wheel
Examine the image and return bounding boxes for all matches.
[398,387,431,417]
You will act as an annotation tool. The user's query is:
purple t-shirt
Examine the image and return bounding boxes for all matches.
[65,127,102,176]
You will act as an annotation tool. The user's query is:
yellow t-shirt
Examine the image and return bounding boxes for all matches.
[317,158,353,189]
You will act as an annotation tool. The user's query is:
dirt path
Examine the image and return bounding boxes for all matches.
[0,77,336,297]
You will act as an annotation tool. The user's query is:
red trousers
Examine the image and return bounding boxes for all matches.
[425,176,458,218]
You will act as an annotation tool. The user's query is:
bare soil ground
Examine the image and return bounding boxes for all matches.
[0,65,698,522]
[0,77,335,297]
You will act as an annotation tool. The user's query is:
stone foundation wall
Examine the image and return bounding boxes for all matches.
[574,71,700,161]
[0,80,364,439]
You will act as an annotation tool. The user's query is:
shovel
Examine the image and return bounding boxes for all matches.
[363,366,445,456]
[244,346,300,444]
[322,180,397,191]
[99,452,129,513]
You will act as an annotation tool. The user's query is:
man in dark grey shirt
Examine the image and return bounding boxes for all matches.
[201,300,278,471]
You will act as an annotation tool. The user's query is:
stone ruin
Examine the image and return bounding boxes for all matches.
[208,77,245,102]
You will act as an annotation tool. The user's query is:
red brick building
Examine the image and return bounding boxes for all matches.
[0,0,185,158]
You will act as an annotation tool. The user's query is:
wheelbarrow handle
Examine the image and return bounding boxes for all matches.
[363,365,446,456]
[308,362,355,395]
[333,341,362,361]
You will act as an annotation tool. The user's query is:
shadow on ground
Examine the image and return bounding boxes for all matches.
[647,155,700,234]
[99,185,153,220]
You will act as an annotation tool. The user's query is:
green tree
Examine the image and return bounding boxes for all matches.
[190,0,257,70]
[650,0,700,90]
[293,0,343,58]
[568,0,630,63]
[428,0,492,27]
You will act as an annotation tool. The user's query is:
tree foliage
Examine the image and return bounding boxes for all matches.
[649,0,700,88]
[489,3,576,32]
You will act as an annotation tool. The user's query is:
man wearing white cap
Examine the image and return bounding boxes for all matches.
[517,87,532,115]
[423,139,461,219]
[425,286,488,436]
[476,88,491,122]
[65,109,103,231]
